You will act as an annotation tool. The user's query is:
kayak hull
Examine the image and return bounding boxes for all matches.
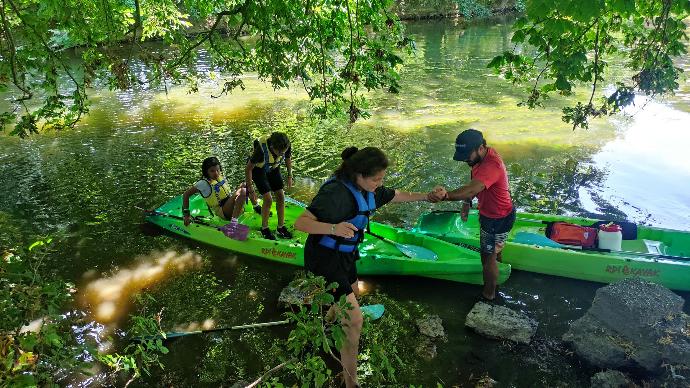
[145,195,511,285]
[414,210,690,292]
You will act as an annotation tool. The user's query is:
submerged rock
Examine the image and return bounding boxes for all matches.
[563,277,690,374]
[415,336,437,361]
[414,314,446,360]
[464,302,538,344]
[416,314,445,338]
[590,370,632,388]
[278,271,318,306]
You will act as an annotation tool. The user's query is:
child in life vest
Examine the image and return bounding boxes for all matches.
[182,157,246,226]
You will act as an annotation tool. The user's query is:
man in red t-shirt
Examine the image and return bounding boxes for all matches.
[442,129,515,300]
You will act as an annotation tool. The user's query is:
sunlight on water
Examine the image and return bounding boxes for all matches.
[79,250,203,324]
[586,97,690,229]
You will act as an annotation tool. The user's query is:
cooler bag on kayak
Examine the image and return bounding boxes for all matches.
[546,222,597,248]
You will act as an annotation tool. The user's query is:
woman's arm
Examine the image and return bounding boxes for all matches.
[245,162,256,201]
[446,179,485,201]
[390,188,445,203]
[294,209,358,238]
[285,157,293,188]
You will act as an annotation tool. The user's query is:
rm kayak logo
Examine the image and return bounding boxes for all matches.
[170,224,191,236]
[605,265,659,277]
[261,247,296,259]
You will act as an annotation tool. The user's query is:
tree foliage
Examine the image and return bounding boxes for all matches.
[0,0,411,137]
[488,0,690,129]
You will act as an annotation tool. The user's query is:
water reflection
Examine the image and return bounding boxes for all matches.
[79,250,202,324]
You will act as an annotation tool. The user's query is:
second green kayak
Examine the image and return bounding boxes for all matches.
[414,210,690,292]
[145,195,511,285]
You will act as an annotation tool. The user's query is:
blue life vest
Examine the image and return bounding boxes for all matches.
[319,179,376,253]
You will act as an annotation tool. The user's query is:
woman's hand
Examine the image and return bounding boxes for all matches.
[427,186,447,203]
[332,222,358,238]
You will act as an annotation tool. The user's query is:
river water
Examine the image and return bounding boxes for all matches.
[1,17,689,386]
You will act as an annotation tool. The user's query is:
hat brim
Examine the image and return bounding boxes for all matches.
[453,148,471,161]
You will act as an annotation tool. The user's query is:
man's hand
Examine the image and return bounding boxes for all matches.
[184,214,192,226]
[427,186,447,203]
[460,202,470,222]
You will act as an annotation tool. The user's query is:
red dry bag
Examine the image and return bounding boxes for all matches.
[547,222,597,248]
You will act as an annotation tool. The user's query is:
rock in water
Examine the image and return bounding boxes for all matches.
[465,302,538,344]
[416,314,445,338]
[590,370,632,388]
[563,277,690,374]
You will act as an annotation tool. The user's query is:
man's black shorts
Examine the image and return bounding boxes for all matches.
[479,207,516,254]
[252,166,284,195]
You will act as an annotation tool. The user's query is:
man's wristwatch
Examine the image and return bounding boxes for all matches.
[182,208,190,216]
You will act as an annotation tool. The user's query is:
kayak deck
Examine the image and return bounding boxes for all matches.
[414,210,690,291]
[145,195,511,285]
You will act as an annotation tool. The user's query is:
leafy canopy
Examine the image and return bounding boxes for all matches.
[0,0,410,137]
[488,0,690,129]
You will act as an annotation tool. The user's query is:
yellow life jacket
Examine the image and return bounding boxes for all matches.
[254,135,285,171]
[201,176,232,218]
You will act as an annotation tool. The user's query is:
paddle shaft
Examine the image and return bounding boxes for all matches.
[430,210,550,225]
[179,319,291,336]
[139,207,218,229]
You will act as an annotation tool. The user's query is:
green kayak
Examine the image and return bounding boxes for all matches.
[144,195,511,285]
[414,210,690,292]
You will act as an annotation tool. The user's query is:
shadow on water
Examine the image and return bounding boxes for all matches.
[1,17,689,387]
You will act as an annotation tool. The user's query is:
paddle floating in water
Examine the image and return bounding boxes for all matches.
[133,304,385,342]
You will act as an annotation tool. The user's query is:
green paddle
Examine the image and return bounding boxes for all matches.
[284,197,438,261]
[367,231,438,261]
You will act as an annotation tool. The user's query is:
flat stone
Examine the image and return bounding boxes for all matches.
[465,302,538,344]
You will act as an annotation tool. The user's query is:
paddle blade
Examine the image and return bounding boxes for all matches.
[361,304,385,320]
[513,232,563,248]
[394,243,438,261]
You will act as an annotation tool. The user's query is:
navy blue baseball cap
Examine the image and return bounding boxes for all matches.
[453,129,484,161]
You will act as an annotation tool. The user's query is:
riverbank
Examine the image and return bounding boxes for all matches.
[393,0,522,20]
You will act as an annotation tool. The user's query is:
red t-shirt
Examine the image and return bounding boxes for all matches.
[471,148,513,218]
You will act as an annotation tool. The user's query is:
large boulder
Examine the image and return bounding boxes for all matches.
[563,277,690,374]
[590,370,632,388]
[465,302,538,344]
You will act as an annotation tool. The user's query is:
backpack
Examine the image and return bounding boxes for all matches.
[546,222,598,248]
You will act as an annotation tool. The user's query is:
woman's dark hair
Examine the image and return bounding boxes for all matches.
[334,146,389,182]
[269,132,290,151]
[201,156,222,179]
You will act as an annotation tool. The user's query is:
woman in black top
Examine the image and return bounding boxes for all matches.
[294,146,445,388]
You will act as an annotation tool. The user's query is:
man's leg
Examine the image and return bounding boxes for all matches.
[479,228,498,300]
[480,250,499,300]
